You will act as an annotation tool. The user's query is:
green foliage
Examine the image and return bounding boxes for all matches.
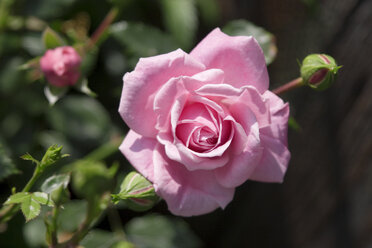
[223,20,278,65]
[112,241,136,248]
[4,192,54,222]
[57,200,87,232]
[41,174,70,194]
[110,21,178,67]
[70,160,118,199]
[126,214,201,248]
[23,218,46,247]
[47,96,112,148]
[40,144,69,168]
[80,229,120,248]
[42,27,66,50]
[196,0,220,25]
[41,174,71,205]
[21,144,68,171]
[0,142,20,182]
[161,0,197,50]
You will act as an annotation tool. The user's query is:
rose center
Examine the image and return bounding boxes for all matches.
[198,128,218,146]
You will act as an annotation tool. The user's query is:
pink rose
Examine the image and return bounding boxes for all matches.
[40,46,82,87]
[119,28,290,216]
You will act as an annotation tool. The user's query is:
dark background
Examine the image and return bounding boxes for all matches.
[205,1,372,247]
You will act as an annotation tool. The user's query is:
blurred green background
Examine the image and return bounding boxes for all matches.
[1,0,372,247]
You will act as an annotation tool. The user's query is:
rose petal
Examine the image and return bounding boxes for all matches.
[154,74,221,133]
[262,91,290,145]
[119,130,157,182]
[248,91,290,183]
[215,112,262,188]
[249,133,290,183]
[178,102,217,133]
[229,87,271,128]
[119,49,205,137]
[153,144,235,216]
[157,94,233,171]
[190,28,269,93]
[191,68,225,84]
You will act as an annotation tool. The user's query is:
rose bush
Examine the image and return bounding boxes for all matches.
[119,28,290,216]
[40,46,81,87]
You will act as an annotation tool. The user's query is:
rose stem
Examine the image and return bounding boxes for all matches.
[86,7,119,50]
[272,77,304,95]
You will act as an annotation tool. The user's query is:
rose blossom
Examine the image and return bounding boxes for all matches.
[40,46,81,87]
[119,28,290,216]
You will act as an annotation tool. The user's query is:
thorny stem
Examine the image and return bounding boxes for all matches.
[272,77,304,95]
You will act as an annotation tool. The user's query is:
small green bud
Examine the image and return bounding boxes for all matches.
[112,171,159,212]
[40,145,69,170]
[300,54,341,91]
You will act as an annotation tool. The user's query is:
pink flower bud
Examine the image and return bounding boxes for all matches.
[40,46,82,87]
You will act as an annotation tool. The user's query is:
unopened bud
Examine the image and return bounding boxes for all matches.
[40,46,82,87]
[300,54,341,91]
[112,171,159,212]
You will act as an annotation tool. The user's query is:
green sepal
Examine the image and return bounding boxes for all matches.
[19,57,41,70]
[42,27,66,50]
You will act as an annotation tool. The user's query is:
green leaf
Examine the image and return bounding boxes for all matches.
[32,192,54,207]
[42,27,66,50]
[57,200,87,232]
[222,20,278,65]
[110,21,178,62]
[6,192,54,221]
[4,192,30,205]
[23,218,47,247]
[126,214,202,248]
[0,143,20,181]
[21,196,41,222]
[41,174,70,194]
[44,85,68,106]
[161,0,197,50]
[20,153,40,165]
[80,229,119,248]
[47,96,111,146]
